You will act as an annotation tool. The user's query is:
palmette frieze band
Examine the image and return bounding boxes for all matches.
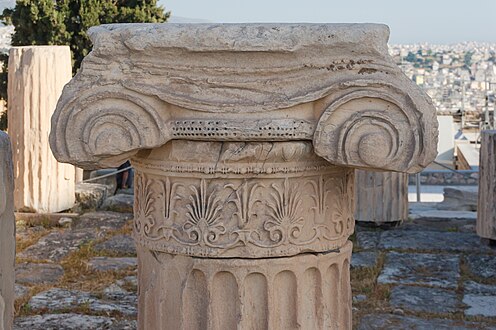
[132,159,354,258]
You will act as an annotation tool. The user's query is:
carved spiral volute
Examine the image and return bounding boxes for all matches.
[50,86,166,168]
[313,82,434,173]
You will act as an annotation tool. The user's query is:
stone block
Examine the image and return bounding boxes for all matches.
[0,131,14,329]
[390,285,460,314]
[477,130,496,240]
[75,182,109,210]
[8,46,76,213]
[437,186,478,211]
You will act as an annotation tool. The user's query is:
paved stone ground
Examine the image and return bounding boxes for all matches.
[12,197,496,329]
[353,202,496,329]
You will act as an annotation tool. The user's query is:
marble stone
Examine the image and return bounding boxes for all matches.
[355,170,408,223]
[14,313,115,330]
[0,132,14,330]
[49,23,437,330]
[100,194,134,213]
[463,295,496,317]
[93,234,136,256]
[18,229,97,262]
[390,285,459,314]
[358,313,494,330]
[477,130,496,240]
[465,255,496,279]
[75,182,110,210]
[8,46,76,213]
[378,252,460,288]
[73,211,133,231]
[355,230,381,250]
[351,251,378,269]
[378,230,491,253]
[437,186,478,211]
[15,262,64,285]
[87,257,137,272]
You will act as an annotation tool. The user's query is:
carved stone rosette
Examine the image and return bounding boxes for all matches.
[49,24,437,330]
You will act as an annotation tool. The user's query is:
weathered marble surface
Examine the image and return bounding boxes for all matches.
[0,131,14,330]
[355,170,408,223]
[8,46,76,212]
[49,24,437,330]
[477,130,496,240]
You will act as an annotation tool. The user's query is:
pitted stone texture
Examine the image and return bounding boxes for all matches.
[477,131,496,240]
[355,230,381,250]
[14,313,115,330]
[28,288,137,316]
[355,170,408,223]
[75,182,109,210]
[378,252,460,288]
[0,131,14,330]
[390,285,460,314]
[358,314,494,330]
[8,46,76,213]
[18,229,97,262]
[138,241,352,330]
[466,255,496,279]
[132,142,354,258]
[15,263,64,285]
[50,24,437,173]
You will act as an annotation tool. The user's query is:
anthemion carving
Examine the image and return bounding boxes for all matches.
[50,23,437,329]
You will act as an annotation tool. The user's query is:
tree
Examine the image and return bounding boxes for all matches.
[2,0,169,72]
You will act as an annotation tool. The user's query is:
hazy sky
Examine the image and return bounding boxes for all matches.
[162,0,496,44]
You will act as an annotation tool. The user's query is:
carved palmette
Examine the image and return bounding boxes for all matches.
[132,143,354,258]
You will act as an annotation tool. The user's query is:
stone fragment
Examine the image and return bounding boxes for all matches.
[463,295,496,317]
[477,130,496,241]
[75,182,109,210]
[390,285,460,314]
[94,234,136,256]
[28,288,137,316]
[378,252,460,288]
[351,251,378,269]
[0,131,14,329]
[355,170,408,223]
[437,186,478,211]
[18,229,97,262]
[465,255,496,279]
[15,262,64,285]
[378,230,490,253]
[14,313,115,330]
[73,211,132,231]
[409,209,477,221]
[87,257,137,272]
[8,46,76,213]
[100,194,134,213]
[358,313,493,330]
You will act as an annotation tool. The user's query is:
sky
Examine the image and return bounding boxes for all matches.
[161,0,496,44]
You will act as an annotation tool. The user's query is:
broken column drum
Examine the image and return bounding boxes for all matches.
[0,131,15,330]
[50,24,438,329]
[355,170,409,224]
[477,130,496,242]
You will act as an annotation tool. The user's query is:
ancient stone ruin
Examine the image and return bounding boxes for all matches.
[50,23,438,329]
[477,130,496,243]
[355,170,409,224]
[8,46,78,213]
[0,131,15,330]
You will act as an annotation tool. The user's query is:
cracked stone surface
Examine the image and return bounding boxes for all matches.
[390,285,460,313]
[73,211,132,231]
[14,313,117,330]
[378,251,460,288]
